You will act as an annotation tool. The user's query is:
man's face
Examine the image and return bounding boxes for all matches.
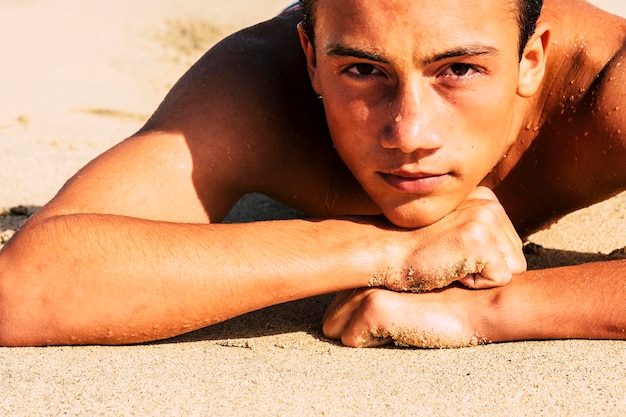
[304,0,525,228]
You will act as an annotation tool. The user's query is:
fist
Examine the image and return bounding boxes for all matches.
[374,187,526,292]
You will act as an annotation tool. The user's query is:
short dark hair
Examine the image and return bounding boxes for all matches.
[299,0,543,59]
[517,0,543,57]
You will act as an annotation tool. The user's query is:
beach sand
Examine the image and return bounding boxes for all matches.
[1,1,625,415]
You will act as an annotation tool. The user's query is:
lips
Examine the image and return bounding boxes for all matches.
[379,170,450,194]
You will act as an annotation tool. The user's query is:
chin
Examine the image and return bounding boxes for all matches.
[382,206,448,229]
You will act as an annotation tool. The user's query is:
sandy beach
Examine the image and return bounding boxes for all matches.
[1,1,625,415]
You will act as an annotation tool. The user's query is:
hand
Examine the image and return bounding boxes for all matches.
[374,186,526,292]
[322,287,488,348]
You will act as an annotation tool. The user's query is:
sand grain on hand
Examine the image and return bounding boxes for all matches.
[369,258,485,293]
[370,325,489,349]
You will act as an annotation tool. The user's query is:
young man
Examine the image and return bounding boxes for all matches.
[0,0,624,347]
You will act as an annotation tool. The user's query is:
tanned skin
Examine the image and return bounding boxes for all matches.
[0,0,624,347]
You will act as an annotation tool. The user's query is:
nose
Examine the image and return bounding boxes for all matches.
[380,81,442,154]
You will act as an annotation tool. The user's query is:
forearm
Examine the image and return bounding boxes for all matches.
[0,213,394,346]
[485,260,626,342]
[323,259,626,348]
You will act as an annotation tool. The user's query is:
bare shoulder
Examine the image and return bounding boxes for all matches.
[549,7,626,202]
[142,10,373,218]
[594,37,626,146]
[34,11,374,228]
[549,7,626,207]
[497,3,626,234]
[584,24,626,189]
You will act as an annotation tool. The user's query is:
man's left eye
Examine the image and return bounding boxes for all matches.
[448,64,475,76]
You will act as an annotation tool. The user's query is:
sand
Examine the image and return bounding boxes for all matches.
[1,1,625,415]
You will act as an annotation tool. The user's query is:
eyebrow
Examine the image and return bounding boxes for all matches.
[325,43,499,66]
[423,44,500,65]
[325,45,390,64]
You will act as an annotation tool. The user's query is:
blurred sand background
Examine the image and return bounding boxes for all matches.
[1,0,625,415]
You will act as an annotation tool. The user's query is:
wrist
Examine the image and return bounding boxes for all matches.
[471,286,504,343]
[359,219,415,289]
[318,216,409,290]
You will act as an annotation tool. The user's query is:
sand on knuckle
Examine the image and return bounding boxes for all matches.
[369,324,490,349]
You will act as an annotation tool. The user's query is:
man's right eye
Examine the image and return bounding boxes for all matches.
[347,63,378,75]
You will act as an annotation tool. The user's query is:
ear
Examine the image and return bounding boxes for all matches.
[517,22,551,98]
[297,22,322,95]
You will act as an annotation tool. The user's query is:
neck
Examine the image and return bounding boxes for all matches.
[480,94,539,189]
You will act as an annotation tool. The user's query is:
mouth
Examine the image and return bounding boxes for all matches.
[378,170,451,194]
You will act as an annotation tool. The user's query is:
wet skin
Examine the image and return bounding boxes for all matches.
[152,0,626,236]
[304,0,626,346]
[0,0,625,346]
[292,0,626,235]
[299,0,529,229]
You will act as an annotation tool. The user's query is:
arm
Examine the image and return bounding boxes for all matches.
[0,183,524,346]
[322,20,626,349]
[0,207,395,346]
[0,12,524,346]
[0,12,353,345]
[323,260,626,348]
[0,16,388,345]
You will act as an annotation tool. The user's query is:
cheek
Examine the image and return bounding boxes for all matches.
[324,100,377,162]
[453,95,517,180]
[325,97,372,131]
[464,87,518,148]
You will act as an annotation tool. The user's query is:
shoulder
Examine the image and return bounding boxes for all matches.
[562,8,626,192]
[145,10,309,131]
[591,35,626,170]
[138,11,373,216]
[499,8,626,233]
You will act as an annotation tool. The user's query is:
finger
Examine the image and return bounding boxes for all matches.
[486,213,526,276]
[322,290,356,323]
[322,288,377,339]
[488,204,527,275]
[464,191,526,276]
[345,330,392,348]
[458,261,511,289]
[465,185,499,202]
[466,188,524,257]
[338,290,398,348]
[340,313,393,348]
[454,218,517,288]
[458,231,526,288]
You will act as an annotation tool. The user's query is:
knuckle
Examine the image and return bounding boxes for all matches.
[341,332,365,348]
[461,220,493,246]
[321,318,339,339]
[358,291,385,316]
[477,271,511,288]
[512,256,528,273]
[323,291,387,343]
[476,201,502,221]
[470,186,497,201]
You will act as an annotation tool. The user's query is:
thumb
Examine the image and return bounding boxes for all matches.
[458,258,512,289]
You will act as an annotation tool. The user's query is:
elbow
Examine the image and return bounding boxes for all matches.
[0,269,34,347]
[0,256,41,347]
[0,228,60,347]
[0,292,33,347]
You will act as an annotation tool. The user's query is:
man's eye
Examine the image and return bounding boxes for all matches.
[348,63,378,75]
[447,63,475,77]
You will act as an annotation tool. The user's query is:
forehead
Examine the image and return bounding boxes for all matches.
[313,0,519,59]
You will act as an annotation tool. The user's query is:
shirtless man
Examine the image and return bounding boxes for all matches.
[0,0,624,347]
